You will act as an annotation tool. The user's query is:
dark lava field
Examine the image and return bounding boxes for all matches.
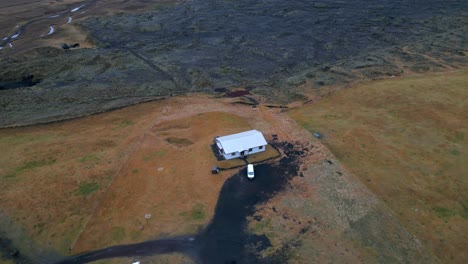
[0,0,467,126]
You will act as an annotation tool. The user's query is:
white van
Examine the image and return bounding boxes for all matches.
[247,164,255,180]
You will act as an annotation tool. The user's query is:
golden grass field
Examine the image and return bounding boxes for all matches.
[289,71,468,263]
[0,95,283,262]
[0,71,466,263]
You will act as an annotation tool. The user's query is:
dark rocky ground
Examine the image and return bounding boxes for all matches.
[0,0,467,127]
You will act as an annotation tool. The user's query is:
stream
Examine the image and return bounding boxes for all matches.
[0,0,98,50]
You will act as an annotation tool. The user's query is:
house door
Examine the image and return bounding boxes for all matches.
[240,151,245,156]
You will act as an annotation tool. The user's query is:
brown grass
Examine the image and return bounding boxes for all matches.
[216,157,247,169]
[246,144,281,164]
[289,71,468,263]
[0,98,165,254]
[0,93,278,256]
[71,111,254,252]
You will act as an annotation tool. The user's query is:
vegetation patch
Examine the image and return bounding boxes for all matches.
[113,120,134,129]
[79,154,100,163]
[155,123,191,132]
[4,159,56,178]
[129,230,142,241]
[432,206,456,219]
[0,133,58,145]
[165,137,194,147]
[216,158,246,170]
[462,201,468,219]
[251,218,272,233]
[191,203,206,220]
[143,150,166,161]
[222,114,244,127]
[111,226,126,243]
[76,181,100,196]
[33,222,46,235]
[246,144,281,163]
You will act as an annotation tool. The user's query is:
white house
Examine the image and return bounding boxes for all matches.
[215,130,267,160]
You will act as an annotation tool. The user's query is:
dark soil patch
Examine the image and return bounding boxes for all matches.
[0,75,41,90]
[210,143,224,162]
[61,43,80,50]
[225,90,251,98]
[213,88,228,93]
[265,105,288,109]
[242,96,259,105]
[53,142,302,264]
[232,101,256,106]
[0,237,25,263]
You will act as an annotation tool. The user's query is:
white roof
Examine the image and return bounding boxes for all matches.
[216,130,267,154]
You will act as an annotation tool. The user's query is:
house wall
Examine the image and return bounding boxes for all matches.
[247,145,266,155]
[223,151,241,160]
[222,145,266,160]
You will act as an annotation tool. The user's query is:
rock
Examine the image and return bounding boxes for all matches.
[61,43,80,50]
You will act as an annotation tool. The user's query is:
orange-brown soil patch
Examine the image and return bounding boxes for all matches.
[71,111,252,252]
